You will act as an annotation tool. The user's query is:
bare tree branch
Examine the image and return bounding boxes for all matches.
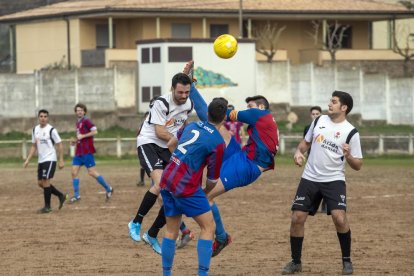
[254,21,286,63]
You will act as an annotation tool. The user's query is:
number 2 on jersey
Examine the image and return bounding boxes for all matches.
[177,130,200,154]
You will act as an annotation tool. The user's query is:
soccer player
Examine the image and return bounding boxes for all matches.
[23,109,68,213]
[69,103,113,203]
[160,97,227,276]
[281,91,362,275]
[303,106,327,213]
[184,60,279,257]
[128,72,195,254]
[224,104,245,146]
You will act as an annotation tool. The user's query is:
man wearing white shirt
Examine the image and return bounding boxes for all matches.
[128,72,194,254]
[24,109,68,213]
[282,91,363,275]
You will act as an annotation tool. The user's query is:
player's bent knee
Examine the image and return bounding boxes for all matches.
[291,211,307,225]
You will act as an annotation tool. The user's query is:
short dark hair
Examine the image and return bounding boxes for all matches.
[227,104,235,110]
[38,109,49,117]
[208,97,228,124]
[332,90,353,115]
[74,103,87,113]
[310,106,322,113]
[245,95,270,110]
[171,73,191,89]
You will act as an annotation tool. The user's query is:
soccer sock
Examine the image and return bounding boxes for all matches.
[337,230,352,263]
[96,175,111,192]
[148,206,166,238]
[180,221,189,233]
[211,203,227,242]
[162,237,176,276]
[133,191,158,224]
[290,236,304,264]
[50,185,63,198]
[189,84,208,121]
[43,186,52,208]
[197,239,213,276]
[72,178,80,198]
[140,168,145,182]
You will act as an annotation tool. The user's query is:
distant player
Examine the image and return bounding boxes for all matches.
[69,103,113,203]
[281,91,362,275]
[224,104,245,146]
[160,97,227,276]
[23,109,68,213]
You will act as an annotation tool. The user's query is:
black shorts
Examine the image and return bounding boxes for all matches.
[137,143,171,176]
[37,161,57,180]
[291,178,347,216]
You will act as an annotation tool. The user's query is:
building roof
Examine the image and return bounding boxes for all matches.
[0,0,413,23]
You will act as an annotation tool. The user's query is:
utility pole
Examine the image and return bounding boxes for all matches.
[239,0,243,38]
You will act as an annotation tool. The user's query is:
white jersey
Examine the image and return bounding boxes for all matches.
[31,124,62,163]
[302,115,363,182]
[137,94,193,148]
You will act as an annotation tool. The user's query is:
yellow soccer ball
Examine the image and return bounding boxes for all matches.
[213,34,238,59]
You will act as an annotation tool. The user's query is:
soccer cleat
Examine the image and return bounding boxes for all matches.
[142,231,162,255]
[38,207,52,214]
[128,220,141,242]
[176,230,195,249]
[281,261,302,275]
[136,180,145,186]
[59,194,69,209]
[106,187,114,201]
[68,196,81,204]
[212,234,232,257]
[342,261,353,275]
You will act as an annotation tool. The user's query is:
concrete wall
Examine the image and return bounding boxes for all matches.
[0,67,135,119]
[1,61,413,134]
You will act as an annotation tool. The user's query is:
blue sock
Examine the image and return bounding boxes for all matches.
[162,237,176,276]
[180,221,188,232]
[72,178,80,198]
[190,84,208,121]
[197,239,213,276]
[211,203,227,242]
[96,175,111,192]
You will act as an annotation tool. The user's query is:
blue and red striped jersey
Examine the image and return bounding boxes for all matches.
[75,117,96,156]
[228,108,279,170]
[160,121,225,197]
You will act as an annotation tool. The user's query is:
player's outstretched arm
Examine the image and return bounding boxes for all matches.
[189,84,208,121]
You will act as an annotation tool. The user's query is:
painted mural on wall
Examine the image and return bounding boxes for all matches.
[194,67,237,88]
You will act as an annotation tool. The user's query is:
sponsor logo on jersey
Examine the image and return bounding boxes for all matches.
[335,131,341,139]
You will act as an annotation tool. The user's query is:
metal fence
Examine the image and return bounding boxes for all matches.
[1,135,413,160]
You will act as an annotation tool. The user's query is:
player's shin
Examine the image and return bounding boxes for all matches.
[162,237,176,276]
[197,239,213,276]
[211,203,227,242]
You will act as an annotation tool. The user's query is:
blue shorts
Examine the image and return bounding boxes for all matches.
[161,188,211,218]
[220,151,262,191]
[72,154,96,168]
[223,136,242,162]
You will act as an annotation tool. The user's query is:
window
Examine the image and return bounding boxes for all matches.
[142,86,151,102]
[326,25,352,49]
[142,86,162,102]
[153,86,161,98]
[168,47,193,62]
[141,48,150,63]
[152,47,161,63]
[96,24,116,49]
[210,24,229,38]
[171,23,191,38]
